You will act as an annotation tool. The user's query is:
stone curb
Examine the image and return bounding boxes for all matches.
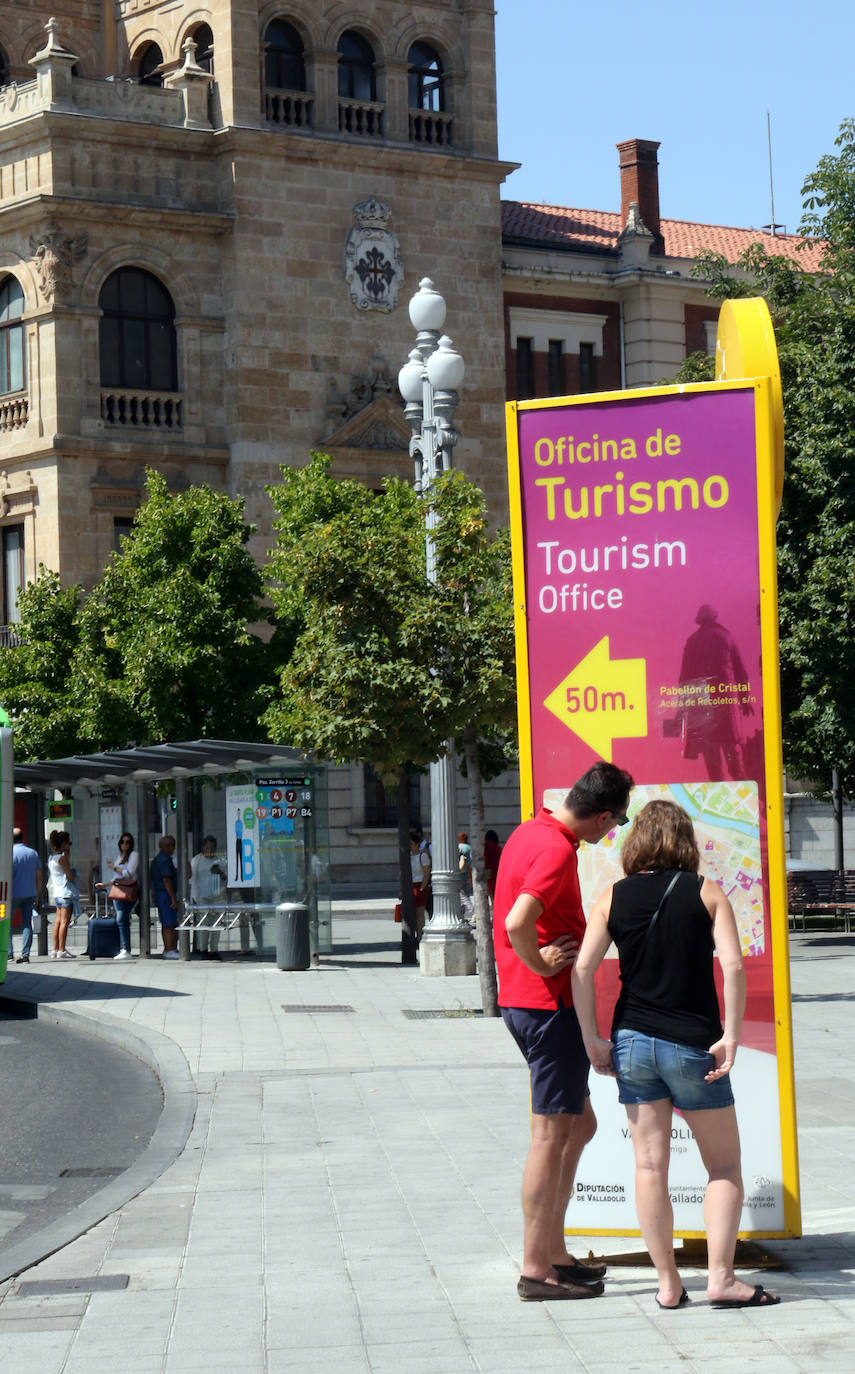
[0,995,196,1283]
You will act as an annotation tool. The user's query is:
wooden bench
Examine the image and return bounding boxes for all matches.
[787,869,855,932]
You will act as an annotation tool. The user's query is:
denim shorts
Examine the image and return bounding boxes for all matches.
[612,1028,734,1111]
[501,1002,590,1115]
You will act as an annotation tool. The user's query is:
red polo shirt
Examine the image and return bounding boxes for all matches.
[493,809,584,1010]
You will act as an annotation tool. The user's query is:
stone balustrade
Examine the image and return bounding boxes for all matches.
[408,109,453,148]
[338,98,385,139]
[0,75,190,131]
[264,88,314,128]
[0,392,28,431]
[101,389,183,430]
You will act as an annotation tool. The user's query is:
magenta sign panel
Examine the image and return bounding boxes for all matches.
[510,383,791,1234]
[515,387,762,799]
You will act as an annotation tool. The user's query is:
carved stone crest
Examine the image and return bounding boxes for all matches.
[344,198,403,313]
[29,222,88,303]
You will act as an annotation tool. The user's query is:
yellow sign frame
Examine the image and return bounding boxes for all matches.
[506,298,801,1239]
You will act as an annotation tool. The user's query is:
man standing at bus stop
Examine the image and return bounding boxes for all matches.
[12,828,42,964]
[494,761,634,1301]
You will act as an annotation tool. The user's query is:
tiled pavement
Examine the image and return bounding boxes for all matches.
[0,908,852,1372]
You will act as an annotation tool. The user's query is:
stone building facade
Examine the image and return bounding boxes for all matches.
[501,137,823,403]
[0,0,509,609]
[0,8,825,884]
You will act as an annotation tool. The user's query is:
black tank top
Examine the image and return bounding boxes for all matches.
[608,870,723,1049]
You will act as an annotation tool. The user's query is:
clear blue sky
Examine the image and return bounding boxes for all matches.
[495,0,855,236]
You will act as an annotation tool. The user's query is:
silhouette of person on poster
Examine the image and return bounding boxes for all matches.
[679,605,754,780]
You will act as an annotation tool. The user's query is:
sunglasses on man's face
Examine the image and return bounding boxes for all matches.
[611,811,629,827]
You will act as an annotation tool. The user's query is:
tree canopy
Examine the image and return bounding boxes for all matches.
[263,452,515,774]
[678,119,855,788]
[0,471,277,758]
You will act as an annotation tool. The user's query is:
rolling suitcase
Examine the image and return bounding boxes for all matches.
[88,887,121,960]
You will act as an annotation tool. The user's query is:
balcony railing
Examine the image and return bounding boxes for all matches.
[0,392,28,432]
[408,109,453,147]
[338,98,384,138]
[0,625,23,648]
[101,389,183,430]
[264,87,313,128]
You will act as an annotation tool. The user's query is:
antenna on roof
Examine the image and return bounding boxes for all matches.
[762,111,786,236]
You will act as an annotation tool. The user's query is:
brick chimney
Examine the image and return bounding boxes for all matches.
[617,139,662,244]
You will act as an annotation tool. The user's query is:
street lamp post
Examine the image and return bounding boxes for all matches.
[398,279,476,977]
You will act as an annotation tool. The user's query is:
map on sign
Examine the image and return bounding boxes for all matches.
[544,780,765,957]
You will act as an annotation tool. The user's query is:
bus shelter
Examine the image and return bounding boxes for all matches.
[14,740,330,959]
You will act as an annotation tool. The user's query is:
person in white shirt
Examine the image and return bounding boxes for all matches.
[190,835,227,960]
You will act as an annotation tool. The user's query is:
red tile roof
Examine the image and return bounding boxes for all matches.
[502,201,827,272]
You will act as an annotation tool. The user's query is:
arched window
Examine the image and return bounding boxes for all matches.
[189,23,214,75]
[408,42,443,111]
[337,31,375,102]
[136,43,164,88]
[0,47,11,88]
[0,277,25,396]
[99,268,177,393]
[264,19,305,91]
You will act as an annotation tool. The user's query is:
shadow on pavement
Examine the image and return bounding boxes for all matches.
[1,972,189,1003]
[792,991,855,1002]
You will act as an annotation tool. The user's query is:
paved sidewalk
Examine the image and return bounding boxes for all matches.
[0,911,853,1372]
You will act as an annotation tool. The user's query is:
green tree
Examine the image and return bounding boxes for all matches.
[682,120,855,789]
[0,570,117,758]
[84,470,276,743]
[0,473,279,758]
[265,454,514,1008]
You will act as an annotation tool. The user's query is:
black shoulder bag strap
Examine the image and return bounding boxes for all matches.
[646,872,682,936]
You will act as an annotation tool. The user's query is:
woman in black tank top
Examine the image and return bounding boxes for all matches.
[572,800,779,1310]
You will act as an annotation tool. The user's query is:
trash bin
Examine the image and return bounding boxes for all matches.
[276,902,310,970]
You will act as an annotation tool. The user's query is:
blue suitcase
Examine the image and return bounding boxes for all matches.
[88,914,121,959]
[88,890,121,959]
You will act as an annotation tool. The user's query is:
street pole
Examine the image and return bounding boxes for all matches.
[398,279,476,977]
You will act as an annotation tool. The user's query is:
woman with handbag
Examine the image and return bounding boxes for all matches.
[105,831,139,960]
[572,800,779,1310]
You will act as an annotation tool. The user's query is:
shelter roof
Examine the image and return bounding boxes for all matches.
[15,740,310,791]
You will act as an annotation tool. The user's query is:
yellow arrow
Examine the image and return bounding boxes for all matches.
[543,637,647,762]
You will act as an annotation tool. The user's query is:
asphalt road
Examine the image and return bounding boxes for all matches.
[0,1001,163,1252]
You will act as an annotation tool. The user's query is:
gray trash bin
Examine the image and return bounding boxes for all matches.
[276,902,310,970]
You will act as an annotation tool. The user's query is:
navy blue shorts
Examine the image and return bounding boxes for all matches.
[501,1002,590,1115]
[155,890,178,928]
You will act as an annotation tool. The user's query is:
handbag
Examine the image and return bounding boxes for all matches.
[109,878,139,903]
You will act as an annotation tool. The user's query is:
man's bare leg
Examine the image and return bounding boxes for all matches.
[547,1098,598,1267]
[521,1100,598,1282]
[521,1111,575,1281]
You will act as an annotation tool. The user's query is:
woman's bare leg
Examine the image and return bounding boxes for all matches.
[683,1106,775,1303]
[626,1099,684,1306]
[55,906,71,952]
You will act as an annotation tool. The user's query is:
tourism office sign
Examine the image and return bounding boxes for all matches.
[505,299,800,1241]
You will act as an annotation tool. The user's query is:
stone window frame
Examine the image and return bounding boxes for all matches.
[508,307,608,359]
[79,248,205,445]
[263,16,307,92]
[98,265,179,395]
[407,40,444,112]
[0,264,38,439]
[0,274,26,397]
[257,10,460,149]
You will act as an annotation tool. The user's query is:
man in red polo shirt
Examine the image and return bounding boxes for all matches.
[495,761,634,1301]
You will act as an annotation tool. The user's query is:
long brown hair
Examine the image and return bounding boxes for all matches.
[621,800,699,875]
